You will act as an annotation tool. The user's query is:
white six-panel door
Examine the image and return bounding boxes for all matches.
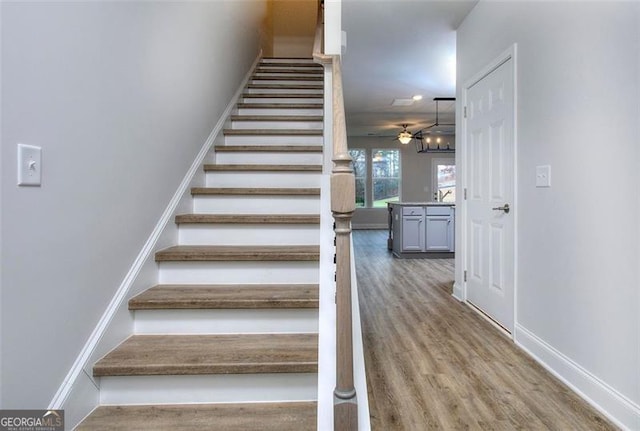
[465,58,515,332]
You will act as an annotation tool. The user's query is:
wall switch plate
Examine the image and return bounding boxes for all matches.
[536,165,551,188]
[17,144,42,186]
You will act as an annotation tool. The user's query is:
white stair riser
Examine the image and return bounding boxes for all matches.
[215,152,323,166]
[159,261,319,284]
[251,79,322,86]
[242,97,323,104]
[259,57,318,65]
[254,73,323,79]
[256,65,322,70]
[245,87,323,95]
[134,309,319,334]
[237,107,323,116]
[99,373,317,405]
[178,224,320,246]
[231,120,322,130]
[261,59,315,64]
[205,171,321,188]
[224,135,322,146]
[193,195,320,214]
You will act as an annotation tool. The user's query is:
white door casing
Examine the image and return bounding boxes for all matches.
[463,52,516,333]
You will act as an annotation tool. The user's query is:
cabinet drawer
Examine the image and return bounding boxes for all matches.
[402,206,424,216]
[426,206,453,216]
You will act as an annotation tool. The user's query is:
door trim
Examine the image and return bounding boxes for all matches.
[458,44,518,338]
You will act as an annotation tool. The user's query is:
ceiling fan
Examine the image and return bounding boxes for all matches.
[396,97,456,144]
[396,124,413,144]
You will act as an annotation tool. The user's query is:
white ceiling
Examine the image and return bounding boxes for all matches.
[342,0,478,137]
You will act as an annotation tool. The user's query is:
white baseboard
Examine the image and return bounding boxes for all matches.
[515,324,640,430]
[452,282,463,302]
[48,52,262,417]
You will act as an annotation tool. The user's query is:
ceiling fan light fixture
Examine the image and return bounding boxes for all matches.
[398,124,413,144]
[398,132,412,144]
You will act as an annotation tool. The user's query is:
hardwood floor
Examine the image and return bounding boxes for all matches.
[353,230,616,431]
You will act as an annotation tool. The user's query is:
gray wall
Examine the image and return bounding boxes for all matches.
[348,135,455,228]
[457,2,639,427]
[1,1,266,409]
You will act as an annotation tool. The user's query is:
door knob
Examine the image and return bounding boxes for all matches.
[492,203,510,214]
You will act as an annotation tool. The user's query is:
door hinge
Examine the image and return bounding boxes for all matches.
[464,270,468,282]
[464,106,467,118]
[464,188,467,200]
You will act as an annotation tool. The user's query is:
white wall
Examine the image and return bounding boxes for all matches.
[348,135,455,228]
[1,0,266,409]
[324,0,342,55]
[270,0,317,57]
[457,2,639,428]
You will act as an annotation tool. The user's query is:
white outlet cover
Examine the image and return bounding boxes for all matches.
[536,165,551,188]
[17,143,42,186]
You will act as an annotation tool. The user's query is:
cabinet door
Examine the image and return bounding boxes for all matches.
[402,216,424,251]
[426,215,452,251]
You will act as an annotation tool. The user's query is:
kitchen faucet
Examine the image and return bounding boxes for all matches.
[437,190,452,202]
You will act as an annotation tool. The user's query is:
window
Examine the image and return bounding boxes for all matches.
[347,148,402,208]
[349,149,366,208]
[372,149,400,207]
[433,158,455,202]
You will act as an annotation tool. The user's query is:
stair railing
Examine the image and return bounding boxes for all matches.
[313,2,358,430]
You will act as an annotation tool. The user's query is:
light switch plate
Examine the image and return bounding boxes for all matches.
[17,143,42,186]
[536,165,551,188]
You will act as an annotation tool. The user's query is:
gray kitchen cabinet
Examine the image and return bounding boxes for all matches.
[389,203,455,257]
[402,215,425,251]
[425,206,454,252]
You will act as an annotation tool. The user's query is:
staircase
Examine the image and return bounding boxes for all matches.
[76,58,324,430]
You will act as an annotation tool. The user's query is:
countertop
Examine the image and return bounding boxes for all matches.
[387,202,455,207]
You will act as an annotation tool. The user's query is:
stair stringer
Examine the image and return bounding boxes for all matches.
[316,173,337,431]
[49,53,263,430]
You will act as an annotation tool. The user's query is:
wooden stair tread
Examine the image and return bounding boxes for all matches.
[155,245,320,262]
[243,93,323,98]
[252,76,322,81]
[231,115,323,122]
[237,103,323,109]
[129,284,319,309]
[214,145,322,153]
[223,129,322,136]
[93,333,318,376]
[203,164,322,172]
[247,84,323,90]
[191,187,320,196]
[76,402,317,431]
[175,214,320,224]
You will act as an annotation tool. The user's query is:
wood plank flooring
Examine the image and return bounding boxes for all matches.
[353,230,616,431]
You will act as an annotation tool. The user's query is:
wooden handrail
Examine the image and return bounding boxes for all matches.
[313,1,358,430]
